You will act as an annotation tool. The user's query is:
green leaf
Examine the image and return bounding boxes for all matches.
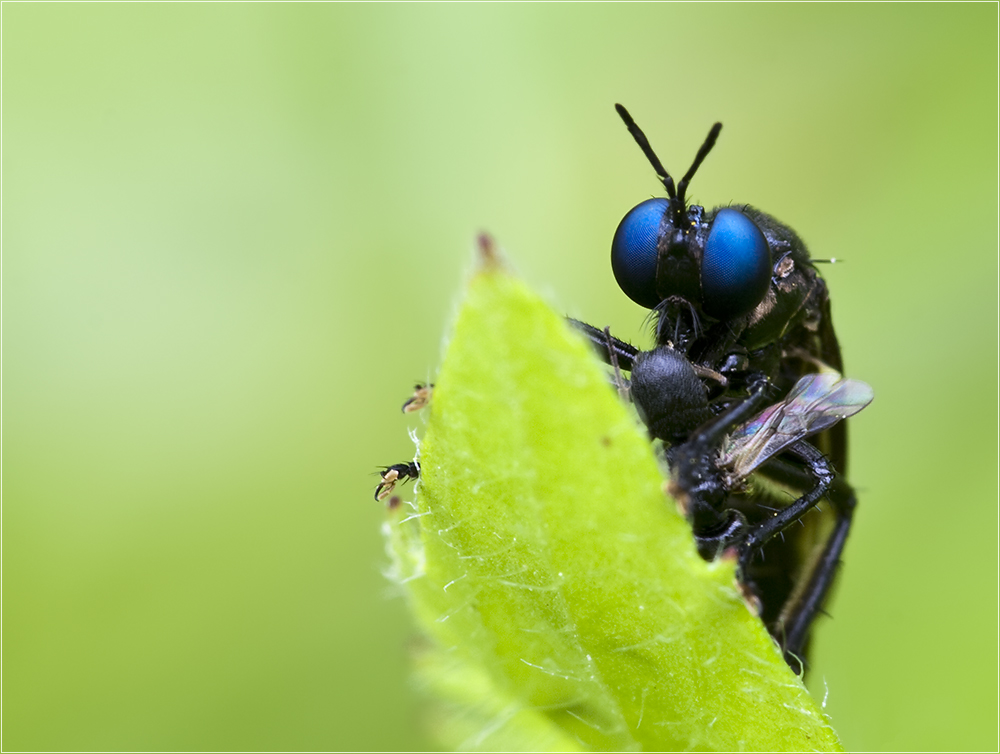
[384,247,843,752]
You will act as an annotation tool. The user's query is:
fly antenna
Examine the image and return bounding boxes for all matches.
[615,103,676,200]
[676,122,722,209]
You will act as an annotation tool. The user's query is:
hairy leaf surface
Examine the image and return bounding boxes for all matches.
[384,253,842,752]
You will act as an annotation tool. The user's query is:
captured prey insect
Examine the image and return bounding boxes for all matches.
[570,104,873,674]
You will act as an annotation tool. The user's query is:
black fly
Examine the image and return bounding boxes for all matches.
[570,104,873,674]
[375,104,871,674]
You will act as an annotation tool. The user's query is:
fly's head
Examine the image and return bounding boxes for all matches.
[610,105,823,361]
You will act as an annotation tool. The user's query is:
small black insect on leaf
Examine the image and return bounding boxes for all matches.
[375,461,420,503]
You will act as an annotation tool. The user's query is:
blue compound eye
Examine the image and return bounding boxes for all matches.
[611,197,668,309]
[702,208,771,319]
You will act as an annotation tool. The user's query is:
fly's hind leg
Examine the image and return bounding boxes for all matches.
[781,476,856,674]
[749,451,857,674]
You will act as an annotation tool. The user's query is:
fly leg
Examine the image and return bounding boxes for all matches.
[782,477,855,674]
[567,318,638,371]
[684,373,772,447]
[567,319,639,400]
[739,441,834,554]
[740,444,856,674]
[671,376,775,556]
[570,318,730,400]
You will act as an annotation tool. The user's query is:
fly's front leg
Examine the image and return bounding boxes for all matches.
[566,318,639,371]
[603,326,631,401]
[567,318,640,399]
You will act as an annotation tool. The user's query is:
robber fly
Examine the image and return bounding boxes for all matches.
[569,104,873,674]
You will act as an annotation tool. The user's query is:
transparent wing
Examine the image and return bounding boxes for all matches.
[720,373,874,483]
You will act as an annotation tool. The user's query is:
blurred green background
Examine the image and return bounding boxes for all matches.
[4,4,996,751]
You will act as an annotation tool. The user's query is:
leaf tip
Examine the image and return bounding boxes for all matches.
[475,231,506,272]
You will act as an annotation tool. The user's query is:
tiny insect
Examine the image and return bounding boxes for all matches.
[374,384,431,503]
[570,104,873,673]
[402,383,434,413]
[375,461,419,502]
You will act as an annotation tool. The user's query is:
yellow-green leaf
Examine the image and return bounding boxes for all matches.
[384,248,842,752]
